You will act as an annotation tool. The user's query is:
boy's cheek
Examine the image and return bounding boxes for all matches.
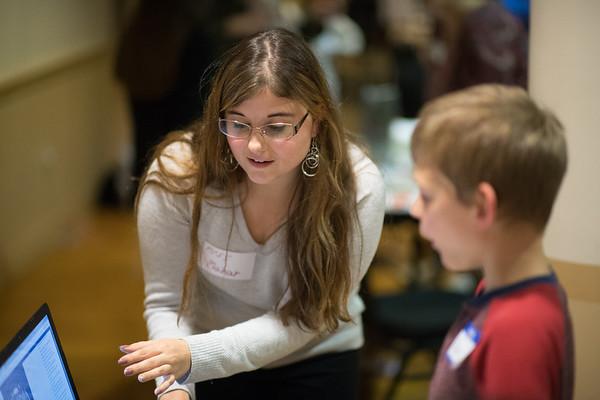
[417,219,432,241]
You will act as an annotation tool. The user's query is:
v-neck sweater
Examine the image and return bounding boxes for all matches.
[137,141,386,397]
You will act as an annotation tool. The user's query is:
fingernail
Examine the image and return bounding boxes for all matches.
[124,368,132,376]
[154,388,160,395]
[138,374,145,383]
[119,345,128,353]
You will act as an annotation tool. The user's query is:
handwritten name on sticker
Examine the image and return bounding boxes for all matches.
[201,242,256,280]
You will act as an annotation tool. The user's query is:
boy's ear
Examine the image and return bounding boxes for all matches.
[473,182,497,228]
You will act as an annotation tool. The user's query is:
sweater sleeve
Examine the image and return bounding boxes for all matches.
[181,311,316,384]
[137,183,196,397]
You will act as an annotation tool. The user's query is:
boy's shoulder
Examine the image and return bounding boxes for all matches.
[430,275,574,400]
[476,276,569,341]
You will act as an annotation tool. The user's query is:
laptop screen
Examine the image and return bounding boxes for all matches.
[0,303,79,399]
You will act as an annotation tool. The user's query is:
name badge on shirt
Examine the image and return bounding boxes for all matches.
[445,321,480,369]
[200,242,256,280]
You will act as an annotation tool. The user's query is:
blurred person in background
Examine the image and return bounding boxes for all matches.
[422,0,528,100]
[501,0,530,31]
[378,0,432,117]
[115,0,280,203]
[115,0,215,193]
[300,0,366,102]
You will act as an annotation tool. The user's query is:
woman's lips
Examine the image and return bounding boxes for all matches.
[248,158,273,168]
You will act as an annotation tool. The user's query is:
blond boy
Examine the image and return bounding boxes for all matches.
[410,84,573,399]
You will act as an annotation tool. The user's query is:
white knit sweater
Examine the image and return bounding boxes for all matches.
[137,141,385,398]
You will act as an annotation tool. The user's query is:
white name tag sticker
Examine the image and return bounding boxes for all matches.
[446,321,480,369]
[200,242,256,280]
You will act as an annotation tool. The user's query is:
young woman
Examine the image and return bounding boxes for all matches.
[117,28,385,400]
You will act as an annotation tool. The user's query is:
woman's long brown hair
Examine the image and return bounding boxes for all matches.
[136,29,359,333]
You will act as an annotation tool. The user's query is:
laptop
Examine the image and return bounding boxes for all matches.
[0,303,79,399]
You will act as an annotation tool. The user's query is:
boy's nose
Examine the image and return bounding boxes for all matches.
[409,196,422,219]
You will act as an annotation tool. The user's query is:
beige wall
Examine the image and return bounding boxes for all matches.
[0,0,130,282]
[531,1,600,399]
[0,0,113,85]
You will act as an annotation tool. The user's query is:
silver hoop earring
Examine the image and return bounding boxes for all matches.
[222,146,239,172]
[301,138,320,177]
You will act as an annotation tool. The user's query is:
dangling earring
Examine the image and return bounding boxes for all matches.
[302,138,320,177]
[222,146,238,172]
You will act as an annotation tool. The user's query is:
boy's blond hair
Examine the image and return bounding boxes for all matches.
[411,84,567,231]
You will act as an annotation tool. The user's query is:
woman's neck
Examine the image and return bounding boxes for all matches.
[240,177,299,244]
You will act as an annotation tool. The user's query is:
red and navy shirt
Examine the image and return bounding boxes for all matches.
[429,273,574,400]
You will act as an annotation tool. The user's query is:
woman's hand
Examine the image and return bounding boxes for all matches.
[159,389,191,400]
[118,339,191,396]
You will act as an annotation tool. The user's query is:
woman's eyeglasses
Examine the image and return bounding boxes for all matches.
[218,113,309,141]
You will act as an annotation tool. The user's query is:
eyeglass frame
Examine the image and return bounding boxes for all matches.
[218,112,310,141]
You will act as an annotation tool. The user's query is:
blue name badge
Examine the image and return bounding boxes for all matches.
[445,321,481,369]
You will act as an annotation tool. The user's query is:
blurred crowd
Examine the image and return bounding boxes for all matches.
[376,0,528,116]
[107,0,529,206]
